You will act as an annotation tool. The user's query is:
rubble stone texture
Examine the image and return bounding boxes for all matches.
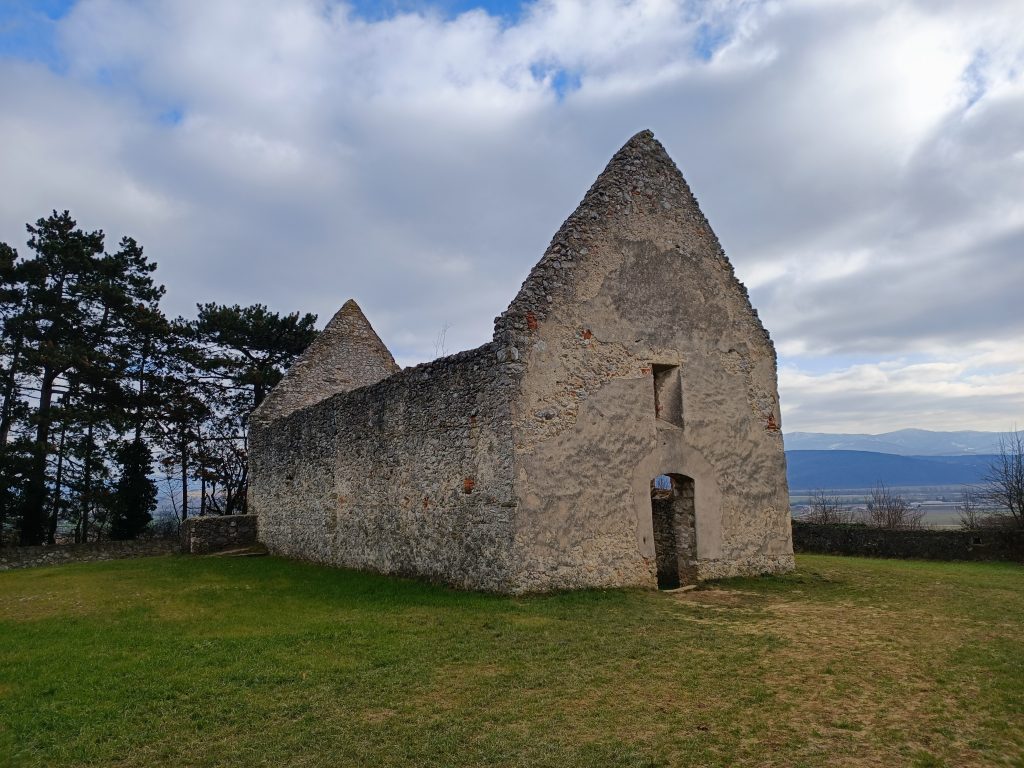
[255,299,400,424]
[249,130,794,593]
[181,514,258,555]
[0,539,177,571]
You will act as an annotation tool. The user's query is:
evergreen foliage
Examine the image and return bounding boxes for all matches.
[0,211,316,544]
[109,440,158,540]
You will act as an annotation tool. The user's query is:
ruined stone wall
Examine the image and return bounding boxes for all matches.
[181,514,258,554]
[249,129,793,594]
[497,131,794,591]
[250,344,524,591]
[255,300,400,424]
[0,539,178,571]
[651,485,697,588]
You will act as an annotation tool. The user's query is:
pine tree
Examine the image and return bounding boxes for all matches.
[193,303,317,409]
[1,211,315,542]
[0,242,29,544]
[189,304,316,514]
[152,320,210,523]
[1,214,169,544]
[109,439,157,540]
[18,212,106,545]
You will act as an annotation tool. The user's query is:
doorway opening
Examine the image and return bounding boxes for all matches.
[650,474,697,589]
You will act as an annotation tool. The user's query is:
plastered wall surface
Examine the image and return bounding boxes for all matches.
[495,131,793,591]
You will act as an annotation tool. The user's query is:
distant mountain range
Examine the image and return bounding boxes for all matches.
[785,450,996,491]
[784,429,1006,456]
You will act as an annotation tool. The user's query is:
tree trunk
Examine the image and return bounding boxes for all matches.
[20,366,56,545]
[80,421,95,543]
[134,334,150,444]
[0,337,23,546]
[180,432,188,522]
[48,417,68,545]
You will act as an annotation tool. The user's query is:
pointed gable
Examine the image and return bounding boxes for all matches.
[254,299,400,424]
[494,129,765,349]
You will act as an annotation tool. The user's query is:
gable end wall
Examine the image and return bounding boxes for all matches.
[501,131,794,591]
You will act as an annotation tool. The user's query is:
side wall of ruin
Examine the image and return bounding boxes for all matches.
[249,345,524,591]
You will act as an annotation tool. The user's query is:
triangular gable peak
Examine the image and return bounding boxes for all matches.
[493,129,769,352]
[254,299,400,424]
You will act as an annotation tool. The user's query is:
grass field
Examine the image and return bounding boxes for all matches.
[1,554,1022,767]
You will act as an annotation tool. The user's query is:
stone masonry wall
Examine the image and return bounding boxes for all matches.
[0,539,178,571]
[498,130,794,591]
[181,514,258,554]
[250,344,524,592]
[255,300,399,424]
[793,521,1024,563]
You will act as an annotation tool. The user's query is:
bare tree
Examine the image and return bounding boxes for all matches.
[865,482,925,529]
[800,489,852,524]
[957,489,983,530]
[433,321,451,359]
[981,429,1024,529]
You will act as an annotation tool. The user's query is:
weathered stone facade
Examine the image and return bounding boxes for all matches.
[181,514,259,555]
[250,130,794,593]
[256,300,400,424]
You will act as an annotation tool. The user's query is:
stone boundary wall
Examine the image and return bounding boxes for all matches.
[0,539,178,572]
[181,514,258,554]
[792,521,1024,563]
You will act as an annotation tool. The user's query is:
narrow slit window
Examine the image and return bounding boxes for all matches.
[652,364,684,428]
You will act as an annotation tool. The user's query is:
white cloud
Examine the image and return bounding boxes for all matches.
[780,349,1024,432]
[0,0,1022,433]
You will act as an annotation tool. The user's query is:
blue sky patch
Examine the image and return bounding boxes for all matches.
[961,49,988,109]
[345,0,527,22]
[693,21,730,61]
[158,107,184,126]
[0,0,75,70]
[530,62,581,99]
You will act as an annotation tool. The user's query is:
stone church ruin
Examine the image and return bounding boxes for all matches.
[249,130,794,593]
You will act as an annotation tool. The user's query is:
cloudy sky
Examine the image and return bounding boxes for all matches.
[1,0,1021,433]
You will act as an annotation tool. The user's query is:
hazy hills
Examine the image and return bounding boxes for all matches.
[784,429,1006,456]
[786,450,996,491]
[782,429,1008,490]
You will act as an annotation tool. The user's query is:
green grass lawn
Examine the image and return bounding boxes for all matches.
[1,554,1022,768]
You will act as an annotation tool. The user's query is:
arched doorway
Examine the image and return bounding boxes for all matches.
[650,474,697,589]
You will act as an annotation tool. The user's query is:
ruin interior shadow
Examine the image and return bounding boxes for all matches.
[651,473,697,589]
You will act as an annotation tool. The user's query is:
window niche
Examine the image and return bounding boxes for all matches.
[652,364,684,428]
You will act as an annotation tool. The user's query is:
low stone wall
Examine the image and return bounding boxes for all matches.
[0,539,178,572]
[792,521,1024,563]
[181,514,258,554]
